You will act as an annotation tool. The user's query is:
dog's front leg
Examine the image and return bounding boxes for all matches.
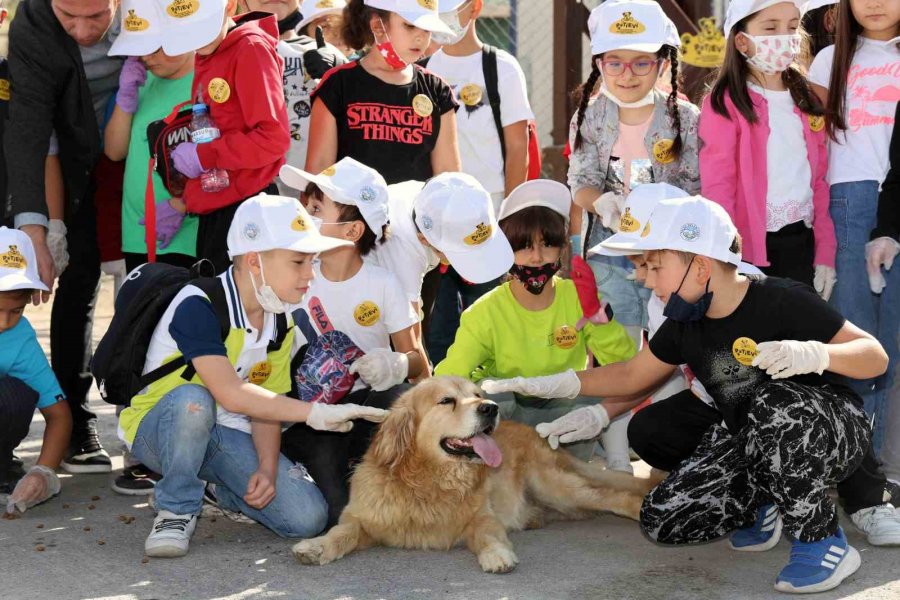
[292,517,372,566]
[464,511,518,574]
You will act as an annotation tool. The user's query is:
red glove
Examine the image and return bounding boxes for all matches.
[571,255,613,329]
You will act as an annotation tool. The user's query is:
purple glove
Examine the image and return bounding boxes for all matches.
[138,199,186,249]
[171,142,204,179]
[115,57,147,113]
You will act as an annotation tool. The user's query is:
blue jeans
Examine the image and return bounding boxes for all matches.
[427,266,501,366]
[584,217,651,328]
[830,181,900,452]
[131,384,328,538]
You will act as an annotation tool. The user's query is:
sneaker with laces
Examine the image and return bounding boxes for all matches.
[729,504,782,552]
[145,510,198,558]
[774,527,860,594]
[112,464,159,496]
[850,503,900,546]
[61,426,111,474]
[200,483,255,524]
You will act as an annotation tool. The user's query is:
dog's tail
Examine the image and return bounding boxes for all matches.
[564,455,658,497]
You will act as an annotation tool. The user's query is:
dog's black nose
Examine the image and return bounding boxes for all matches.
[478,402,498,418]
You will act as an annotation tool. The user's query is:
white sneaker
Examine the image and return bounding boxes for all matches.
[850,503,900,547]
[145,510,197,558]
[200,483,255,524]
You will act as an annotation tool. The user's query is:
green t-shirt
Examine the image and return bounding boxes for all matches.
[122,71,198,256]
[435,278,636,382]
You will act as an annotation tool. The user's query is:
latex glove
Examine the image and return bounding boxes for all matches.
[592,192,625,231]
[47,219,69,275]
[349,348,409,392]
[481,369,581,400]
[100,258,126,278]
[139,199,185,249]
[115,56,147,113]
[6,465,60,514]
[306,402,389,433]
[303,26,347,80]
[172,142,204,179]
[534,404,610,450]
[865,237,900,294]
[751,340,830,380]
[813,265,837,301]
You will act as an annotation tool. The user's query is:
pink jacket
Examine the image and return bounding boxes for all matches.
[699,88,835,268]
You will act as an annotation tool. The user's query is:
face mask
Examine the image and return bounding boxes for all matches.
[250,256,288,314]
[662,257,713,322]
[598,80,656,109]
[739,33,801,75]
[509,261,561,296]
[432,8,472,45]
[374,18,409,70]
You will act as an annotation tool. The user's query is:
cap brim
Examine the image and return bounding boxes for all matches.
[279,165,349,203]
[498,198,570,222]
[442,233,514,284]
[0,273,49,292]
[591,41,664,55]
[588,233,643,257]
[285,233,354,255]
[161,15,224,56]
[298,9,343,32]
[398,11,454,35]
[108,34,163,57]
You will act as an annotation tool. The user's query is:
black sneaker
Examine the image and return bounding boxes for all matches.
[61,425,111,474]
[112,464,159,496]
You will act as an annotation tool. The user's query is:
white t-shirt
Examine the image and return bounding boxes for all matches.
[425,48,534,206]
[809,38,900,186]
[748,84,814,232]
[277,37,317,191]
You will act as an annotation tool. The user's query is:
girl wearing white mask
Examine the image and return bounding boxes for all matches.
[700,1,836,299]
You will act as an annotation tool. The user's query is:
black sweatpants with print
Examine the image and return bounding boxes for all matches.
[639,381,869,544]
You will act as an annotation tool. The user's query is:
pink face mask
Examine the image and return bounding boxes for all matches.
[740,33,801,74]
[374,18,409,70]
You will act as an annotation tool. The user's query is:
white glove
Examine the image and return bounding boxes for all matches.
[348,349,409,392]
[100,258,127,278]
[306,402,389,433]
[480,369,581,400]
[592,192,626,231]
[813,265,837,301]
[6,465,60,514]
[534,405,610,450]
[751,340,830,380]
[865,237,900,294]
[47,219,69,275]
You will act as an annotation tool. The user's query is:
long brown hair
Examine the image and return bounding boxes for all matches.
[824,0,865,139]
[341,0,391,51]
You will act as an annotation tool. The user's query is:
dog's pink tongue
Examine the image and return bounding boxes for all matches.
[472,434,502,468]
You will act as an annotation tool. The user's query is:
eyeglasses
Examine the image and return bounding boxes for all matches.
[596,58,662,77]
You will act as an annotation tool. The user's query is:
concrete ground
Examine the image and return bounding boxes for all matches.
[2,278,900,600]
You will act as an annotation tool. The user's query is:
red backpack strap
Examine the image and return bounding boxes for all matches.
[145,157,157,263]
[166,100,193,124]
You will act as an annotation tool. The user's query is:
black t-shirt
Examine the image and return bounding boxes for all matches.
[649,277,855,431]
[313,61,458,184]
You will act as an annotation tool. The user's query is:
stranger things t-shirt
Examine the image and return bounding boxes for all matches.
[313,61,458,183]
[648,277,856,432]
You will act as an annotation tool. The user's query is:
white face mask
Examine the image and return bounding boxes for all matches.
[739,33,801,75]
[598,81,656,109]
[250,256,287,314]
[432,8,472,46]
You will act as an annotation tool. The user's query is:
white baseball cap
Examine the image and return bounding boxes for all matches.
[364,0,453,34]
[280,158,391,241]
[497,179,571,222]
[437,0,468,11]
[414,172,514,284]
[163,0,228,57]
[108,0,166,57]
[724,0,807,38]
[226,194,353,259]
[588,0,680,56]
[0,227,49,292]
[601,196,742,267]
[805,0,838,10]
[298,0,348,32]
[591,183,690,257]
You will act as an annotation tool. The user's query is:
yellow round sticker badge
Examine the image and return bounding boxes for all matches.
[460,84,483,107]
[412,94,433,118]
[463,223,492,246]
[291,213,309,232]
[208,78,231,104]
[320,165,337,176]
[0,79,9,102]
[618,207,640,233]
[248,361,272,385]
[653,139,676,164]
[808,115,825,133]
[552,325,578,350]
[417,0,437,9]
[124,9,150,31]
[732,337,759,367]
[167,0,199,18]
[354,301,381,327]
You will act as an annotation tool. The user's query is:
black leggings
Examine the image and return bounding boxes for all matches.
[0,377,39,466]
[762,221,815,287]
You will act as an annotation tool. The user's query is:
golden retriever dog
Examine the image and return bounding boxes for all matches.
[292,377,659,573]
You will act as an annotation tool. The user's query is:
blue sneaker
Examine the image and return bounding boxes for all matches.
[774,527,861,594]
[729,504,782,552]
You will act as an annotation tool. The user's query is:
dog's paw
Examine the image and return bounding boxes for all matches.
[477,544,519,574]
[292,538,332,566]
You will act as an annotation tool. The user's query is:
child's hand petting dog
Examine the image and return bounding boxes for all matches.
[349,349,409,392]
[306,403,389,433]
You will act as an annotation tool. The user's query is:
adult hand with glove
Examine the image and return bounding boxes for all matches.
[349,348,409,392]
[171,142,204,179]
[305,402,389,433]
[751,340,830,380]
[139,199,186,249]
[865,237,900,294]
[813,265,837,301]
[592,192,625,231]
[6,465,61,514]
[115,56,147,114]
[47,219,69,275]
[481,369,582,400]
[534,405,609,450]
[303,26,347,80]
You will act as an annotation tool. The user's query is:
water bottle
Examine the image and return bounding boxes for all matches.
[190,101,229,193]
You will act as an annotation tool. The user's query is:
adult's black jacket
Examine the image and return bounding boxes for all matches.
[872,102,900,242]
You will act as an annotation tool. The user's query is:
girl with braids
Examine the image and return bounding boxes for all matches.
[700,1,836,297]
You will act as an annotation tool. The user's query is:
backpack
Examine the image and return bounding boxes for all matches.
[420,45,542,180]
[289,306,364,404]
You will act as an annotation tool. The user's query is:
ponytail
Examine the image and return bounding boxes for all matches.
[662,44,684,159]
[573,60,602,152]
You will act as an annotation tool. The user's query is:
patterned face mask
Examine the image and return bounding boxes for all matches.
[374,18,409,70]
[739,33,801,74]
[509,260,562,295]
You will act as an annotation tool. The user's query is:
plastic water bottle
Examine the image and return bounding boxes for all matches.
[190,101,229,193]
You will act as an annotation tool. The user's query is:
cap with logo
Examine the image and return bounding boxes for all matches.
[588,0,680,56]
[226,194,353,259]
[110,0,228,57]
[280,158,391,241]
[590,183,689,257]
[723,0,807,38]
[600,196,742,266]
[0,227,50,292]
[414,172,514,284]
[108,0,166,57]
[497,179,571,222]
[298,0,348,32]
[364,0,454,34]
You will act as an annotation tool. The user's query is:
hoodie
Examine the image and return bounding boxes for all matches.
[186,12,290,214]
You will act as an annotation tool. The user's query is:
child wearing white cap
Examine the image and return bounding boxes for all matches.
[435,180,635,462]
[0,228,70,516]
[118,194,387,558]
[484,196,888,594]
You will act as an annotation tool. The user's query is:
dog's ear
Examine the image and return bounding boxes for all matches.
[370,406,416,471]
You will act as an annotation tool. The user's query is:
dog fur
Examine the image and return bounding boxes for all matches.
[292,377,659,573]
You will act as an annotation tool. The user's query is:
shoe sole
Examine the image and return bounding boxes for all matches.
[729,515,783,552]
[144,544,189,558]
[867,533,900,547]
[61,462,112,474]
[774,546,861,594]
[111,482,156,496]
